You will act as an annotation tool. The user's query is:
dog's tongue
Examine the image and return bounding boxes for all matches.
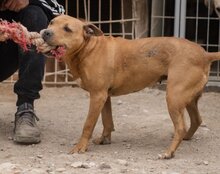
[50,46,66,61]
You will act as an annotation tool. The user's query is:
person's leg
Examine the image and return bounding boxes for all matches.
[13,5,49,144]
[14,5,48,106]
[0,11,19,82]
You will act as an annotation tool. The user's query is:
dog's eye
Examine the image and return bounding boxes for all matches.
[64,25,72,32]
[49,20,54,25]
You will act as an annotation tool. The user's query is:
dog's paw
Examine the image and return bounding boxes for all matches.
[158,152,174,159]
[92,136,111,145]
[69,142,88,154]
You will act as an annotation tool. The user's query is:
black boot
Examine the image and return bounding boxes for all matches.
[14,103,41,144]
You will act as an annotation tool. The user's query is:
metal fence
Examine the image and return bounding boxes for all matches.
[4,0,138,85]
[151,0,220,81]
[4,0,220,84]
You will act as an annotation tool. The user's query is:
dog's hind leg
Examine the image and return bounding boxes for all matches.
[93,96,115,145]
[160,90,187,159]
[160,66,207,159]
[184,94,202,140]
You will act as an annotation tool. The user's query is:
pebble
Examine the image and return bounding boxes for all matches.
[70,161,95,168]
[125,144,131,149]
[55,168,66,172]
[98,162,111,170]
[28,168,47,174]
[117,100,123,105]
[201,127,210,131]
[37,155,43,159]
[200,122,207,127]
[120,168,129,173]
[203,161,209,165]
[143,109,149,113]
[8,136,13,141]
[117,159,128,166]
[70,161,83,168]
[122,114,128,117]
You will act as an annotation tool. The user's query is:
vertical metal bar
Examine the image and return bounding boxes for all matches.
[174,0,180,37]
[43,66,46,82]
[64,0,69,82]
[218,21,220,79]
[65,0,68,14]
[99,0,101,29]
[110,0,112,35]
[132,0,136,39]
[206,3,210,51]
[88,0,90,21]
[121,0,125,38]
[180,0,186,38]
[162,0,165,36]
[54,60,58,83]
[84,0,88,20]
[195,0,199,42]
[77,0,79,18]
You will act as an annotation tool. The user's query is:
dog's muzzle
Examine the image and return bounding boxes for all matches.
[41,29,54,42]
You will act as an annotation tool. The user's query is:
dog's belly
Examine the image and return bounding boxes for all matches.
[109,75,160,96]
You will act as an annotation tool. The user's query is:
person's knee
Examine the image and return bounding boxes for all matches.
[19,5,49,32]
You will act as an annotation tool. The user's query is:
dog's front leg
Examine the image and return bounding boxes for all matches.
[69,91,108,154]
[93,96,115,145]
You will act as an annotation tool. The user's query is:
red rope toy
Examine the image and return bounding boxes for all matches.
[0,19,66,61]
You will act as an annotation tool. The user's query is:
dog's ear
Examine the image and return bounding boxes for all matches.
[83,24,103,37]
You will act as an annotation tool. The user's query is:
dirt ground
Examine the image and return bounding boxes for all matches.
[0,83,220,174]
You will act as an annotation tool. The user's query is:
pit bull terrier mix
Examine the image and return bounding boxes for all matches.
[41,15,220,159]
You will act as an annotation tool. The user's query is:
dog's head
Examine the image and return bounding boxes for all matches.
[41,15,103,58]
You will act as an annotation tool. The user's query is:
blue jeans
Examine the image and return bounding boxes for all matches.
[0,5,49,106]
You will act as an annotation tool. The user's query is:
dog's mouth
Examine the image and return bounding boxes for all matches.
[47,45,66,61]
[39,44,67,61]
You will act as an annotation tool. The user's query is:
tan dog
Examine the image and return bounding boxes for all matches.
[41,15,220,159]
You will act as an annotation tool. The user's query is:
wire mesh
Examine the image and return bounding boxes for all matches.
[3,0,138,85]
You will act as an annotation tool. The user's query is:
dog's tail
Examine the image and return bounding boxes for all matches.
[206,52,220,62]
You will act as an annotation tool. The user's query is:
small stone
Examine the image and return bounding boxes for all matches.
[29,169,47,174]
[117,100,123,105]
[37,155,43,159]
[120,168,129,173]
[200,123,207,127]
[195,161,202,165]
[143,109,149,113]
[122,114,128,117]
[55,168,66,172]
[125,144,131,149]
[203,161,209,165]
[99,162,111,170]
[201,126,210,131]
[8,136,13,140]
[71,162,83,168]
[117,159,128,166]
[87,162,96,168]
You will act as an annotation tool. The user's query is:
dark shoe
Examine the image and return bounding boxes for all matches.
[14,103,41,144]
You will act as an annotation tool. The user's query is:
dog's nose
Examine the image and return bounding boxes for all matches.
[42,29,53,41]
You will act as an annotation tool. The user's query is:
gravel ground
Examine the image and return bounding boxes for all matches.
[0,83,220,174]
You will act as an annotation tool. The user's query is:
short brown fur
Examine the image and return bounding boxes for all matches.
[41,15,220,159]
